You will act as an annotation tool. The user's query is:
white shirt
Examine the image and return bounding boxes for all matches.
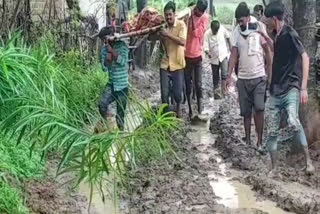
[231,16,261,47]
[204,25,230,65]
[234,29,267,79]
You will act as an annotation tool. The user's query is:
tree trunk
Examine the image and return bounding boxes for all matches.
[134,0,148,68]
[292,0,318,145]
[293,0,317,58]
[209,0,216,17]
[316,0,320,23]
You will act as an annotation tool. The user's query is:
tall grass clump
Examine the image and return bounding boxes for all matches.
[0,182,29,214]
[0,32,181,206]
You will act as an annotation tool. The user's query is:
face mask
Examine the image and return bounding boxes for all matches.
[239,22,259,36]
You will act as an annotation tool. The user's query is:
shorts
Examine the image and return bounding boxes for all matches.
[237,76,267,118]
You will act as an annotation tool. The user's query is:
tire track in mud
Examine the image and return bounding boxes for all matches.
[211,95,320,214]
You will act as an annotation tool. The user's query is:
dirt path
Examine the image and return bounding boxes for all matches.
[24,60,320,214]
[211,95,320,214]
[120,63,302,213]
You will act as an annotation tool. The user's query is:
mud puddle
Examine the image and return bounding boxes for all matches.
[188,119,293,214]
[78,182,121,214]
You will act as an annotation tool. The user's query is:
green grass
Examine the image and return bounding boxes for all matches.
[0,134,43,214]
[216,6,235,25]
[0,134,44,180]
[0,182,29,214]
[0,32,181,210]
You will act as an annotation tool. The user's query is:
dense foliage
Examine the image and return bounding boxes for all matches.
[0,33,181,213]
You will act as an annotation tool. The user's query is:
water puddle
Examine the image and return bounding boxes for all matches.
[78,182,121,214]
[188,120,294,214]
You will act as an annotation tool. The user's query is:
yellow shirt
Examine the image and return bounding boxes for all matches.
[160,19,187,71]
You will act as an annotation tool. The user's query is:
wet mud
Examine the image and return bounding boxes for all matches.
[24,154,89,214]
[210,95,320,214]
[23,62,320,214]
[120,65,295,214]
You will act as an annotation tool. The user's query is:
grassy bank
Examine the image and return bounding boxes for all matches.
[0,33,180,213]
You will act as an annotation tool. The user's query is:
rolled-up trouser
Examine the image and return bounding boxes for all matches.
[237,76,267,118]
[265,88,308,152]
[160,69,184,105]
[185,57,203,99]
[211,58,228,89]
[99,84,128,130]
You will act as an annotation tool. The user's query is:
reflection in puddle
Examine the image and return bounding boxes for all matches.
[189,122,294,214]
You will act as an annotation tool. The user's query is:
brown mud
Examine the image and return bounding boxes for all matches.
[24,155,88,214]
[23,59,320,214]
[119,63,298,213]
[210,95,320,214]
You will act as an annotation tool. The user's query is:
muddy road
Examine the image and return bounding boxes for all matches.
[211,95,320,214]
[24,59,320,213]
[119,60,319,213]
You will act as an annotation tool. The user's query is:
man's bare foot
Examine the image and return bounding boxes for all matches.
[305,162,315,174]
[175,110,181,118]
[245,138,251,145]
[268,168,280,178]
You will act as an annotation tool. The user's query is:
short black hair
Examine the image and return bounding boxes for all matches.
[235,2,250,19]
[196,0,208,13]
[98,26,113,40]
[164,1,176,13]
[211,20,220,31]
[254,4,264,13]
[264,1,285,21]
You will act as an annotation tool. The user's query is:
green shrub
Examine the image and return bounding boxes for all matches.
[0,134,44,180]
[0,182,29,214]
[0,33,181,206]
[216,6,235,25]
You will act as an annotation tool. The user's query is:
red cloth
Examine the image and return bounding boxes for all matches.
[185,13,210,58]
[124,8,165,33]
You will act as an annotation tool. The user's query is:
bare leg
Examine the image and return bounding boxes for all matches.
[254,111,264,147]
[244,116,252,145]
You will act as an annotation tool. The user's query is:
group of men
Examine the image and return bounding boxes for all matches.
[97,1,314,174]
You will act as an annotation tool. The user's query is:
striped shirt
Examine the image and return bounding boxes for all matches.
[101,41,129,91]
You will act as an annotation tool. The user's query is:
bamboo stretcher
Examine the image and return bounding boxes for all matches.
[107,7,192,41]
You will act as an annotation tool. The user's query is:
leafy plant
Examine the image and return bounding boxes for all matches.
[0,182,29,214]
[0,134,44,180]
[0,33,181,208]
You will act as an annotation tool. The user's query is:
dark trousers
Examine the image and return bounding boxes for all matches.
[160,69,184,105]
[185,57,203,114]
[99,84,128,131]
[185,57,203,99]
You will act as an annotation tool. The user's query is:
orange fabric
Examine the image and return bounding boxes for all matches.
[124,7,165,32]
[185,13,210,58]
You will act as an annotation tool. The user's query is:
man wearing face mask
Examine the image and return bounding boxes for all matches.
[185,0,210,118]
[226,3,272,149]
[263,1,314,175]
